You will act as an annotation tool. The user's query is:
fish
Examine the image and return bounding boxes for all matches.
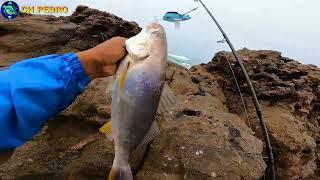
[100,23,176,180]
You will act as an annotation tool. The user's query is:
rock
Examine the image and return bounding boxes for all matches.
[191,75,201,84]
[207,49,320,179]
[0,5,141,67]
[1,6,320,180]
[181,108,202,117]
[210,172,217,178]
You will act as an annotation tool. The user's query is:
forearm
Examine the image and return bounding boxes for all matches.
[0,53,91,150]
[77,49,117,79]
[0,37,126,151]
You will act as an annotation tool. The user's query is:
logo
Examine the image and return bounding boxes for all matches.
[1,1,20,20]
[21,6,69,14]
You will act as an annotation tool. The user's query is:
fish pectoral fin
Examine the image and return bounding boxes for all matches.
[99,122,113,141]
[137,121,160,149]
[119,61,130,94]
[157,83,176,114]
[106,76,115,94]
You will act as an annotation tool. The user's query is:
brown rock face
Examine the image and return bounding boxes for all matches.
[1,6,320,180]
[0,5,140,66]
[204,49,320,179]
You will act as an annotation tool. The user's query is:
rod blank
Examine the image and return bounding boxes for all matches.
[196,0,275,179]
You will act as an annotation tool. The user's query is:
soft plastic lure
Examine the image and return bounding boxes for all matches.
[163,7,198,29]
[163,12,191,22]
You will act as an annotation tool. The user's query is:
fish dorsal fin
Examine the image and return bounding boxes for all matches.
[137,121,160,149]
[157,83,176,114]
[99,122,113,141]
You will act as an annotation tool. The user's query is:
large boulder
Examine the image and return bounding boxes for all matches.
[205,49,320,179]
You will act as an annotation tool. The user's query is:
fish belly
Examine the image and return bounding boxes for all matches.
[111,66,163,158]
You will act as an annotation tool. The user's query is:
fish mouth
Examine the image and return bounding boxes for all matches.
[147,23,163,30]
[146,23,165,35]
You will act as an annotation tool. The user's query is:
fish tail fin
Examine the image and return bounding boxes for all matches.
[108,163,133,180]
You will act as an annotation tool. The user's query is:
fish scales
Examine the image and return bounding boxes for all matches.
[107,23,171,180]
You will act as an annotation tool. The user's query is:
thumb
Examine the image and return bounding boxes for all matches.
[102,65,117,77]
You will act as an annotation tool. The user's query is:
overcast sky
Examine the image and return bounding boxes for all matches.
[15,0,320,66]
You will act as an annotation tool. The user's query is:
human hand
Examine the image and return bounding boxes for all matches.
[77,37,127,80]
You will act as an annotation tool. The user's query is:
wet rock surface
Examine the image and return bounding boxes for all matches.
[1,6,320,180]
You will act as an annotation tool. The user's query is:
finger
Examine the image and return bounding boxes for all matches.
[108,37,126,48]
[112,36,126,43]
[103,37,127,65]
[113,37,127,58]
[103,51,126,66]
[102,65,117,77]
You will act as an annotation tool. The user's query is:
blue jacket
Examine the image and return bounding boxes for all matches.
[0,53,91,151]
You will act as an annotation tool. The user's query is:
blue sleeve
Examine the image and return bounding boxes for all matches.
[0,53,91,151]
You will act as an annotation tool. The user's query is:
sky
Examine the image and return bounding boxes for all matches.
[14,0,320,66]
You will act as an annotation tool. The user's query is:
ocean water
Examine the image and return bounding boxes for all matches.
[15,0,320,66]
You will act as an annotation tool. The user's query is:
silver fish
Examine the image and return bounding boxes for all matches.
[104,23,175,180]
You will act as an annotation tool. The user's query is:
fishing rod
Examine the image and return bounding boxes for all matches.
[195,0,275,179]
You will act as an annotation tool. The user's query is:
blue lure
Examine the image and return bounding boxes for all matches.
[163,12,191,22]
[162,8,198,29]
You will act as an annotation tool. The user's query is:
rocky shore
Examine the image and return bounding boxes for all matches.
[1,6,320,180]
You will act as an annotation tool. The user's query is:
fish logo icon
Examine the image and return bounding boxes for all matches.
[1,1,20,20]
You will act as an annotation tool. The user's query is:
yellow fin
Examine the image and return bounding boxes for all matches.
[99,122,113,141]
[118,61,130,94]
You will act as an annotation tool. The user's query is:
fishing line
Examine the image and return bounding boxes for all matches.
[195,0,275,179]
[183,7,199,15]
[225,56,251,128]
[217,40,251,127]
